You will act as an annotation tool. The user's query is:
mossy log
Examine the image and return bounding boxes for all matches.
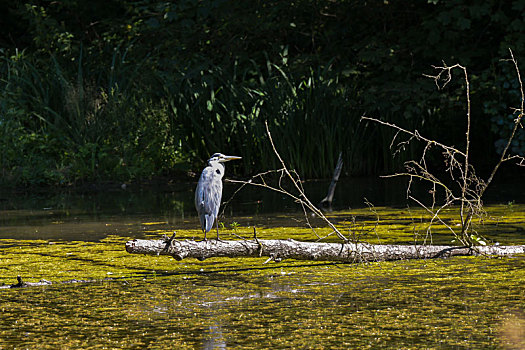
[125,238,525,262]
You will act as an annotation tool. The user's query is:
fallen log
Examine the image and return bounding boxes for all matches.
[125,238,525,263]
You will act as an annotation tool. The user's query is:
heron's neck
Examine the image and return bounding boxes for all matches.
[209,161,225,175]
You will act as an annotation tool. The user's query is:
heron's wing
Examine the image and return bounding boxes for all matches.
[195,166,223,233]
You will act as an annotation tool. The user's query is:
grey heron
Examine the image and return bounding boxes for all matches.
[195,153,242,240]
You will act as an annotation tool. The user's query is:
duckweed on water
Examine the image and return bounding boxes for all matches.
[1,205,524,349]
[1,257,524,349]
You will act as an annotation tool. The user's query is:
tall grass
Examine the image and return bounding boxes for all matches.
[0,48,408,186]
[158,60,384,179]
[255,65,368,177]
[0,49,177,185]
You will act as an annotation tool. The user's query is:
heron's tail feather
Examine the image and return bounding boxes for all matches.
[204,214,215,233]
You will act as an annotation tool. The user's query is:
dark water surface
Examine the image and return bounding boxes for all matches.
[0,176,523,241]
[0,177,402,241]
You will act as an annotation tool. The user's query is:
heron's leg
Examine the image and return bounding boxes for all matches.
[215,219,222,241]
[198,228,207,242]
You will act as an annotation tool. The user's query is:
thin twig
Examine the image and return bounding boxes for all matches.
[481,49,525,196]
[224,123,348,242]
[264,121,348,241]
[361,116,465,157]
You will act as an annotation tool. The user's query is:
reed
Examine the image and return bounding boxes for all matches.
[1,48,409,186]
[159,60,379,179]
[0,49,175,185]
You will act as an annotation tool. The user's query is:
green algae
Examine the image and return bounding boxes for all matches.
[1,204,525,348]
[1,257,524,349]
[220,203,525,245]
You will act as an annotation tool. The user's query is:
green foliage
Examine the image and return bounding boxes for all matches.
[1,0,525,186]
[158,59,373,177]
[0,47,179,185]
[484,61,525,156]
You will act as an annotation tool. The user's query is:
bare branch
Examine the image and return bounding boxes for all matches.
[361,116,465,157]
[226,121,348,242]
[264,121,348,241]
[481,49,525,195]
[364,52,524,246]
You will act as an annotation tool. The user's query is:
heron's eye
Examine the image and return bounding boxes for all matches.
[216,169,221,174]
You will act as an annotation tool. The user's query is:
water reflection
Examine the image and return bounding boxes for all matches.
[202,323,227,350]
[0,178,400,241]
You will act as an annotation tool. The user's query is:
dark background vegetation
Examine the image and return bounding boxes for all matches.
[1,0,524,186]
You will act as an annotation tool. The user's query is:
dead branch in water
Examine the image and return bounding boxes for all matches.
[225,121,349,242]
[319,151,344,210]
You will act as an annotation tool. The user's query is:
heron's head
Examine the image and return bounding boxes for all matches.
[208,153,242,164]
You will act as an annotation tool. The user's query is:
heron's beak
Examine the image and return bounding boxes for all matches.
[220,155,242,162]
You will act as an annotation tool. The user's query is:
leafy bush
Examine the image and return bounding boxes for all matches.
[1,0,524,186]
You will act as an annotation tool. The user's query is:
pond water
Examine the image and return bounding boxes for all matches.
[1,176,523,241]
[1,178,524,349]
[0,177,409,241]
